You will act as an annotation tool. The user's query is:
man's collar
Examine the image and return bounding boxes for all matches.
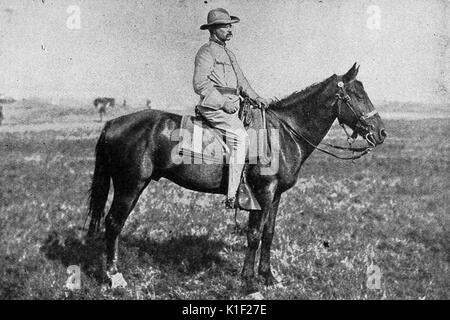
[209,36,226,47]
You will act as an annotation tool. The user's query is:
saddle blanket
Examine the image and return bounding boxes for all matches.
[177,112,271,165]
[178,116,230,164]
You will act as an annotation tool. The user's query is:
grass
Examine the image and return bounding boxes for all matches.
[0,118,448,299]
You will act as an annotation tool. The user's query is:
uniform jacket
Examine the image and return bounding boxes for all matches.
[193,38,259,110]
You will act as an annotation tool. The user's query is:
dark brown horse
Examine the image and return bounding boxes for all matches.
[87,64,386,292]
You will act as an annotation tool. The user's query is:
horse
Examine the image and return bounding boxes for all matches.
[93,97,115,122]
[86,63,386,292]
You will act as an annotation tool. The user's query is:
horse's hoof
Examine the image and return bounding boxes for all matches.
[106,264,119,278]
[264,274,277,286]
[243,279,259,295]
[246,292,265,300]
[108,272,128,289]
[258,269,278,286]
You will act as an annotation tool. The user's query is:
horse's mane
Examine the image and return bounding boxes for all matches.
[269,74,336,109]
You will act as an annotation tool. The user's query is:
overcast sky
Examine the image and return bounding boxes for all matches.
[0,0,448,109]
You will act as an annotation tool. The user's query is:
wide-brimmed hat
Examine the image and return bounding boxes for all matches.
[200,8,240,30]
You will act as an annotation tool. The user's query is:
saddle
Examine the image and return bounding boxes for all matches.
[178,98,273,210]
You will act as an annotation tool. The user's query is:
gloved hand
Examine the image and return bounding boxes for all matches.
[255,96,271,109]
[222,96,239,114]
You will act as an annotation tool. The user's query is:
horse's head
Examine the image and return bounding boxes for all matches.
[330,63,386,146]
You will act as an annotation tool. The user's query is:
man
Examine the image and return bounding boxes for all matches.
[193,8,270,209]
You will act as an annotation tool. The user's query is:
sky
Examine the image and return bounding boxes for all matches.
[0,0,448,109]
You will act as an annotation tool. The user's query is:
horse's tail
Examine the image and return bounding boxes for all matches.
[86,124,111,236]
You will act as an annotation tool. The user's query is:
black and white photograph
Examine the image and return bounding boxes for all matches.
[0,0,448,302]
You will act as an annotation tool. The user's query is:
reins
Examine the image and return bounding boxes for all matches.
[265,80,378,161]
[272,113,373,161]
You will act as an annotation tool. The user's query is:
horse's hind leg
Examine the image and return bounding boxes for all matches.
[104,179,148,274]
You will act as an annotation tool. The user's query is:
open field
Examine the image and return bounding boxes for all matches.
[0,103,449,299]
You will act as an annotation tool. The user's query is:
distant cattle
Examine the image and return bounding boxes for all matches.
[93,97,115,122]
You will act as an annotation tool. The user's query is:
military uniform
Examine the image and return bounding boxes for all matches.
[193,38,259,110]
[194,8,263,207]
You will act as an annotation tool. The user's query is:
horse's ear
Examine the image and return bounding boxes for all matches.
[343,62,359,83]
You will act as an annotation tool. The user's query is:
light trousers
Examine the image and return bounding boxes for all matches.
[197,105,248,198]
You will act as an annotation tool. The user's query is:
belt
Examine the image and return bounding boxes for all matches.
[214,86,238,95]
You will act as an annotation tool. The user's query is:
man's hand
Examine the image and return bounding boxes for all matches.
[255,96,271,109]
[222,98,239,114]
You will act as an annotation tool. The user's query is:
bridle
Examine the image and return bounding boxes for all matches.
[267,80,379,161]
[334,80,379,149]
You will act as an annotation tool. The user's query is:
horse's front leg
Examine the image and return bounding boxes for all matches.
[241,184,277,293]
[241,209,264,293]
[258,193,281,285]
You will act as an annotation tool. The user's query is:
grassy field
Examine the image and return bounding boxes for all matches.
[0,108,449,299]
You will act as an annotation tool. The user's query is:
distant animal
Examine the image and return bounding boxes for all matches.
[87,64,387,293]
[0,95,15,104]
[93,97,115,122]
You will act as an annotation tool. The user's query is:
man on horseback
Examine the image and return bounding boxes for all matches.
[193,8,270,209]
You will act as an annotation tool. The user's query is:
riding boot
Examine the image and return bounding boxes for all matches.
[225,156,245,209]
